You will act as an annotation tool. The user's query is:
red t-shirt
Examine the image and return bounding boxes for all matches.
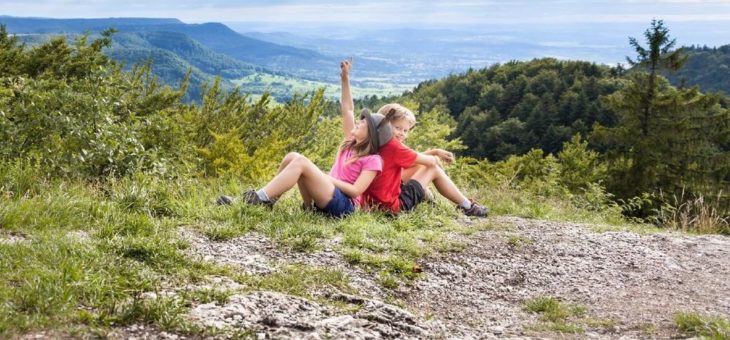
[362,138,418,212]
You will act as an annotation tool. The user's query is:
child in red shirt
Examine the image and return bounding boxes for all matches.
[380,104,489,217]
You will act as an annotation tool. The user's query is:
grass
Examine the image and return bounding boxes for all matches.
[674,311,730,339]
[507,235,533,248]
[524,296,587,334]
[0,166,646,338]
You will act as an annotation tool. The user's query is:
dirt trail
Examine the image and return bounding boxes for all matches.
[114,215,730,339]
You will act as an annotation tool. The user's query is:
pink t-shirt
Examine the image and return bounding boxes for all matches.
[329,148,383,199]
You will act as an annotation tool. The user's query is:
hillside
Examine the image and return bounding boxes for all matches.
[0,17,337,82]
[664,44,730,95]
[107,31,263,100]
[172,216,730,338]
[399,58,622,160]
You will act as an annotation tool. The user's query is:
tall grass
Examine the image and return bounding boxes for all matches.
[652,190,730,235]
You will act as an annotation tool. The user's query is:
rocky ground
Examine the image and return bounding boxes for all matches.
[111,216,730,339]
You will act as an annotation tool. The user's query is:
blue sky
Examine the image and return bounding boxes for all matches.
[2,0,730,25]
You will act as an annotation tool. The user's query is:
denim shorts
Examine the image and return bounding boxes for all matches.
[316,187,355,218]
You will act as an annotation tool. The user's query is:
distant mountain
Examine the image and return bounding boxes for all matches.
[0,16,337,83]
[107,31,272,100]
[664,45,730,95]
[111,31,260,79]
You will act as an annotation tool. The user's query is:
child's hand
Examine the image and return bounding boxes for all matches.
[436,149,455,164]
[340,58,352,79]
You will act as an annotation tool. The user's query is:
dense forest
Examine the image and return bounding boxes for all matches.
[663,44,730,95]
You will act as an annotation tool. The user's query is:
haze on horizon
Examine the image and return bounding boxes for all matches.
[2,0,730,26]
[3,1,730,68]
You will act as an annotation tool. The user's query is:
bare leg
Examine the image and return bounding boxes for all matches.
[277,152,298,174]
[262,153,336,208]
[401,166,419,182]
[298,181,313,208]
[408,164,467,205]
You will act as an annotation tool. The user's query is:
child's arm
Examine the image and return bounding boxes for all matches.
[413,152,443,168]
[340,59,355,138]
[423,149,455,164]
[331,170,378,198]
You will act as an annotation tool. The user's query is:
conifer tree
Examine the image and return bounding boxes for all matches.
[593,20,730,214]
[626,19,687,136]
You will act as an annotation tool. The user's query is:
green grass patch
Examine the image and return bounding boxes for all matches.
[239,265,354,298]
[674,311,730,339]
[524,296,587,334]
[507,235,533,248]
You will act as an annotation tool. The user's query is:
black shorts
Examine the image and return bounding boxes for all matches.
[398,179,426,212]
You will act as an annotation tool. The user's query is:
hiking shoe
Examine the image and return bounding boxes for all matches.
[242,190,275,208]
[216,195,235,205]
[459,199,489,217]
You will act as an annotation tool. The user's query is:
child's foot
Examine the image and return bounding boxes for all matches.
[459,199,489,217]
[242,190,275,208]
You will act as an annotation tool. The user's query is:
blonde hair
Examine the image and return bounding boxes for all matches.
[378,103,416,126]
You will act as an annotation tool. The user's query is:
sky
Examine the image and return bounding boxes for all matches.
[2,0,730,26]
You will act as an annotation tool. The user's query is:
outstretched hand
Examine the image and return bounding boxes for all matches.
[340,58,352,79]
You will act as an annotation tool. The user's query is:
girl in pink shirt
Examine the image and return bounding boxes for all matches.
[218,59,391,217]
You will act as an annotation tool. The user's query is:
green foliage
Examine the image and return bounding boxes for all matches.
[674,311,730,339]
[0,25,25,76]
[589,20,730,219]
[405,58,621,160]
[0,29,189,178]
[192,83,328,181]
[593,73,730,215]
[557,134,607,193]
[627,19,687,75]
[405,102,466,152]
[664,44,730,95]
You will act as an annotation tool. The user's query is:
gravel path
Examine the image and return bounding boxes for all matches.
[405,216,730,338]
[169,216,730,339]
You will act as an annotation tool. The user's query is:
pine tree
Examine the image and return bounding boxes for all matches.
[593,20,730,214]
[626,19,687,136]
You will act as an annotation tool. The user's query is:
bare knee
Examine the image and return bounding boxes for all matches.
[290,153,313,169]
[284,152,301,162]
[281,152,300,167]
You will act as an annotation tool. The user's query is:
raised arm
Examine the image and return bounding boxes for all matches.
[331,170,378,198]
[340,59,355,138]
